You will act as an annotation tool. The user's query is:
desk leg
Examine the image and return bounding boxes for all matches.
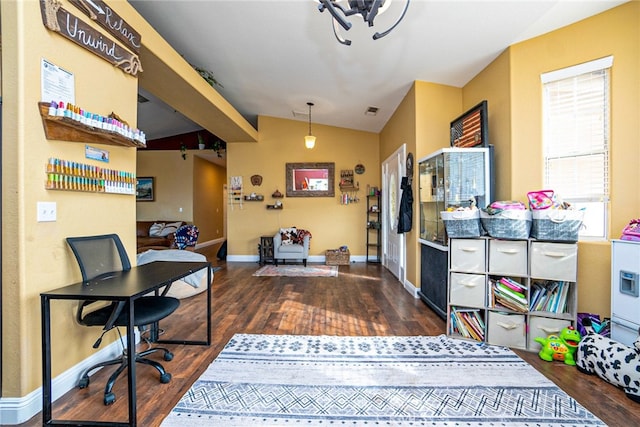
[41,295,53,424]
[127,302,137,426]
[207,264,212,345]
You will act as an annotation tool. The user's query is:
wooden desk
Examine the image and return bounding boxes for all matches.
[40,261,211,427]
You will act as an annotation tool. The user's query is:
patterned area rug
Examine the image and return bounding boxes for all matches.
[252,264,338,277]
[161,334,604,426]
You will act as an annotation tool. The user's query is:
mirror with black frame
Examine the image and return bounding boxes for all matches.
[286,162,335,197]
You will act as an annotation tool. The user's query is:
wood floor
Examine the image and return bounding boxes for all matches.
[20,244,640,426]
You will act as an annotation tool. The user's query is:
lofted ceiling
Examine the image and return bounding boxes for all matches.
[130,0,627,141]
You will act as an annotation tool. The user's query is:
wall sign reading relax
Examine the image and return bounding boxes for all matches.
[39,0,143,76]
[68,0,141,53]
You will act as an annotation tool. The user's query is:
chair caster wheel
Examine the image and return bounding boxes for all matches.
[104,392,116,405]
[160,373,172,383]
[164,351,174,361]
[78,377,89,389]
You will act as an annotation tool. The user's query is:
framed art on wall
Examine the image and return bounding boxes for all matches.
[136,177,155,201]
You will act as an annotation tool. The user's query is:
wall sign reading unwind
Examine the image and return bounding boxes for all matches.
[39,0,142,76]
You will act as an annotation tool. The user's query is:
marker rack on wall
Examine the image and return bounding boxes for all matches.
[45,157,136,195]
[38,102,146,148]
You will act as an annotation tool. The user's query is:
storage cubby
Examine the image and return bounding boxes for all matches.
[447,237,578,352]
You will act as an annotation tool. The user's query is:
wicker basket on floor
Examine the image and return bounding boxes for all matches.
[326,249,350,265]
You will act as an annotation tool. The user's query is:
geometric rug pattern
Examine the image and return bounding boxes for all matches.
[252,264,338,277]
[161,334,605,426]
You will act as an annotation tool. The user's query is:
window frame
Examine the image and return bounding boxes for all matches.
[540,56,613,241]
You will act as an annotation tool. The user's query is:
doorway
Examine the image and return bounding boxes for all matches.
[381,145,406,284]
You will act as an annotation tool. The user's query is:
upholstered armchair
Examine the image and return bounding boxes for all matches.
[273,227,311,267]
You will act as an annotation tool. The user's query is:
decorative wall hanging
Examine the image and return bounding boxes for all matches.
[68,0,141,53]
[39,0,142,76]
[355,164,365,174]
[450,100,489,148]
[251,175,263,186]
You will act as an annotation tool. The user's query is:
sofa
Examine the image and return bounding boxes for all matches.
[136,220,186,253]
[273,227,311,266]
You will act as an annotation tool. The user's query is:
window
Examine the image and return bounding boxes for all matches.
[541,56,612,240]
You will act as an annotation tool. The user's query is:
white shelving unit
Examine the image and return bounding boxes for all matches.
[447,237,578,352]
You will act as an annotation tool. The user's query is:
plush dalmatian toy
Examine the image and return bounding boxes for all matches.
[576,318,640,403]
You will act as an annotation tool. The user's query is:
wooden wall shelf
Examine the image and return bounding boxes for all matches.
[38,102,145,148]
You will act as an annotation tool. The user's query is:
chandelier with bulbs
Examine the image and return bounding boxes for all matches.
[318,0,411,46]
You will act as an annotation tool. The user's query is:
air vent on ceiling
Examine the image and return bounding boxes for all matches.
[292,110,309,119]
[137,94,150,103]
[365,106,379,116]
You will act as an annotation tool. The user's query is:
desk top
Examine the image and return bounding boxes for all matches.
[42,261,210,300]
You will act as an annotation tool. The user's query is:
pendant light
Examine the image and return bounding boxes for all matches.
[305,102,316,149]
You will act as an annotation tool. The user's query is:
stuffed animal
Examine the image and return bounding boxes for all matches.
[576,318,640,403]
[534,325,582,365]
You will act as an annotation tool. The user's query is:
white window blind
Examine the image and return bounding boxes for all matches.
[541,57,612,239]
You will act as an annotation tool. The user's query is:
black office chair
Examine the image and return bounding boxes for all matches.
[66,234,180,405]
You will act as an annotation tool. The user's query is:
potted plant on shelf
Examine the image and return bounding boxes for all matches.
[211,139,226,158]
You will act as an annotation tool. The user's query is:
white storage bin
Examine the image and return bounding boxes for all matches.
[487,311,526,349]
[450,273,486,308]
[450,239,486,273]
[530,242,577,281]
[527,316,573,352]
[489,239,528,276]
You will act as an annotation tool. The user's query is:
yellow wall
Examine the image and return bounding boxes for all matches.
[465,1,640,316]
[136,151,226,243]
[137,151,194,221]
[463,50,512,200]
[227,116,379,257]
[380,82,464,287]
[2,1,138,395]
[193,156,226,243]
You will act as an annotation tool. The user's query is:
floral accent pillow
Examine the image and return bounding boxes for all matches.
[280,227,298,245]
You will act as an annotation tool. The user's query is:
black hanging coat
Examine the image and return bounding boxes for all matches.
[397,176,413,233]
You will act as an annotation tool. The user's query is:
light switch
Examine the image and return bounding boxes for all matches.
[37,201,57,222]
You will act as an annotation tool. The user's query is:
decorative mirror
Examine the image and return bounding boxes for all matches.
[286,162,335,197]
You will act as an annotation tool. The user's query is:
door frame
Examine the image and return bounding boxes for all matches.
[381,144,406,285]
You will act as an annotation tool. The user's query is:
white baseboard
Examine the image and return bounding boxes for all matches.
[226,255,368,263]
[195,237,225,249]
[403,279,419,298]
[0,331,137,425]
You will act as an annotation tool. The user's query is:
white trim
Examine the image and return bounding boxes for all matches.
[540,55,613,83]
[226,255,368,264]
[194,237,226,249]
[403,279,419,298]
[0,333,134,425]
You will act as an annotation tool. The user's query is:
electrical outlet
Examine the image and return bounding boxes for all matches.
[37,201,57,222]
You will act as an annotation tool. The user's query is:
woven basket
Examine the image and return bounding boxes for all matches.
[441,210,482,238]
[480,210,532,240]
[530,209,584,242]
[326,249,350,265]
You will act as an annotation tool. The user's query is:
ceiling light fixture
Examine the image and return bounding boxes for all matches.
[318,0,411,46]
[305,102,316,149]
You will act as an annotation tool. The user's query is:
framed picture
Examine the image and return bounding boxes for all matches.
[450,100,489,148]
[136,177,155,201]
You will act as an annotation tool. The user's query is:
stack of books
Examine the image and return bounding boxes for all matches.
[530,280,570,313]
[491,277,528,312]
[450,308,485,341]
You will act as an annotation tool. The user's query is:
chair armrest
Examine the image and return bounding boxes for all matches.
[273,233,282,247]
[302,235,310,256]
